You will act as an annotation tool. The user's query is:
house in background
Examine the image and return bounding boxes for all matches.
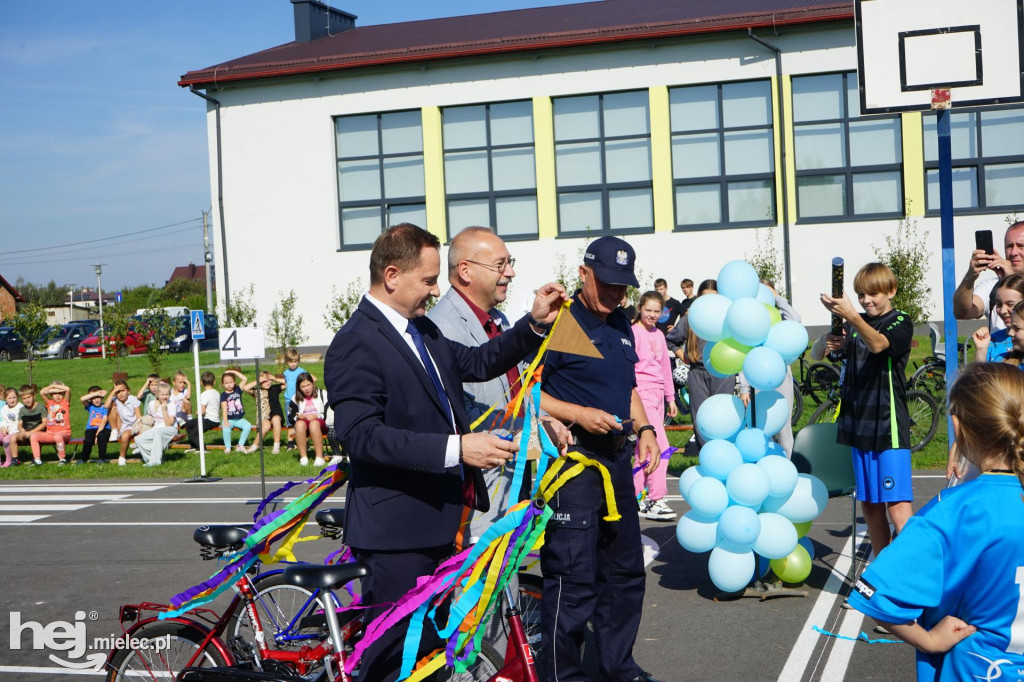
[0,275,25,322]
[166,263,213,287]
[179,0,1024,345]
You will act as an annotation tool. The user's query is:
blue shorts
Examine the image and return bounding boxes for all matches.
[851,447,912,503]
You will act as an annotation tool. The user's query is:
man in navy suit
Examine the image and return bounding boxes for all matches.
[325,223,565,681]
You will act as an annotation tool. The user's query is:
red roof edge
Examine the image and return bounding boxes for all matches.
[0,274,26,303]
[178,7,854,88]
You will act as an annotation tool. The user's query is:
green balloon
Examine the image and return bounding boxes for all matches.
[710,337,751,375]
[765,304,782,326]
[770,544,812,583]
[793,520,813,538]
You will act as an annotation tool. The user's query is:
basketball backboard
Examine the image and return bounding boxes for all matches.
[855,0,1024,113]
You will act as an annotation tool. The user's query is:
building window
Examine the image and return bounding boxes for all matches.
[792,72,903,221]
[442,101,537,240]
[670,80,775,228]
[923,106,1024,213]
[335,111,426,248]
[553,91,653,235]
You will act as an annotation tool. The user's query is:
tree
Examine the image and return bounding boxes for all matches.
[226,284,257,327]
[9,303,51,384]
[163,278,209,311]
[139,306,181,376]
[14,279,69,307]
[873,210,932,324]
[103,303,135,374]
[323,279,364,331]
[267,290,306,361]
[746,225,786,297]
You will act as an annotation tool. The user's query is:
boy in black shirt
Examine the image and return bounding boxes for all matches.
[818,262,914,560]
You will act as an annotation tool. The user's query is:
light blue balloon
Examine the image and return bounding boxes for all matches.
[743,347,788,391]
[688,293,732,342]
[761,474,828,523]
[726,463,771,508]
[678,465,706,499]
[699,439,743,480]
[696,394,746,441]
[735,428,768,463]
[702,342,731,379]
[708,545,756,593]
[752,512,799,559]
[718,504,761,550]
[798,536,815,560]
[686,476,730,518]
[749,389,788,437]
[717,260,760,301]
[765,441,787,458]
[764,320,810,365]
[724,297,772,347]
[676,510,719,553]
[756,284,776,305]
[756,453,799,498]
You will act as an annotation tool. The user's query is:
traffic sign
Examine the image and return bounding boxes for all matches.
[115,291,122,303]
[190,310,206,340]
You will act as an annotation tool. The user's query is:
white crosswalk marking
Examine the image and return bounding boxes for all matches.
[0,483,166,524]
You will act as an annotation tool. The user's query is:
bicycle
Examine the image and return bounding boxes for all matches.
[807,388,940,452]
[789,349,842,425]
[908,323,972,400]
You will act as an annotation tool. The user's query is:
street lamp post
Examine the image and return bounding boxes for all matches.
[94,264,106,359]
[68,286,74,323]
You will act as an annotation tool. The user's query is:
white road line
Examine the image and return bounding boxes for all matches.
[820,608,867,681]
[0,485,165,493]
[0,504,90,511]
[0,515,50,523]
[0,495,130,502]
[100,498,302,504]
[0,520,322,526]
[0,665,102,677]
[777,524,869,682]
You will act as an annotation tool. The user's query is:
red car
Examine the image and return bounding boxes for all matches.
[78,324,150,357]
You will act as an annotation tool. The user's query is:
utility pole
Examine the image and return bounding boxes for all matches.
[203,210,214,313]
[93,264,106,359]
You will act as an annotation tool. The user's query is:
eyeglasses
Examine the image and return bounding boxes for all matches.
[464,258,516,273]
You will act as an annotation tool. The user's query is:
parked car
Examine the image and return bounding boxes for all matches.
[66,319,100,335]
[162,314,219,353]
[0,327,20,361]
[0,327,60,361]
[39,324,93,360]
[78,324,150,358]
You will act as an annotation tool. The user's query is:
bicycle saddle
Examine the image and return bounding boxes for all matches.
[315,508,344,539]
[193,524,254,559]
[282,562,370,590]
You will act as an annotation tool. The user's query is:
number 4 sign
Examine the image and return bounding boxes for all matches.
[219,327,266,361]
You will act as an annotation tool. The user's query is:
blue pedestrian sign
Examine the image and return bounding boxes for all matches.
[190,310,206,340]
[115,291,122,303]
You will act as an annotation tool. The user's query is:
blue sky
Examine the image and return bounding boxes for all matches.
[0,0,588,292]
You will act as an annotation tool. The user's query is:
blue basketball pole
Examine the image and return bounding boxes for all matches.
[937,108,956,445]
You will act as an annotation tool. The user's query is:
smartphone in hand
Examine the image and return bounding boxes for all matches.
[975,229,994,255]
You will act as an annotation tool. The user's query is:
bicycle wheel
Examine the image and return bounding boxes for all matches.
[105,620,229,682]
[790,378,804,426]
[808,398,839,425]
[442,641,503,681]
[228,572,326,650]
[805,363,841,405]
[517,572,543,651]
[906,390,939,453]
[910,361,945,397]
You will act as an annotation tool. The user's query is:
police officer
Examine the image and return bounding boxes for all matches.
[539,236,663,682]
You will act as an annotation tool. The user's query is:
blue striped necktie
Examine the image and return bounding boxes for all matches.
[406,319,453,426]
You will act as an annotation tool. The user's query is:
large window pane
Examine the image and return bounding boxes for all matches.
[609,188,653,230]
[846,73,860,118]
[336,115,378,157]
[338,159,381,202]
[559,192,603,232]
[495,196,538,236]
[603,91,649,137]
[795,123,845,170]
[797,175,845,218]
[383,156,425,197]
[849,118,900,166]
[448,198,490,232]
[669,85,718,132]
[852,172,902,214]
[381,111,423,155]
[724,129,773,175]
[926,168,979,209]
[673,133,720,179]
[491,148,535,191]
[444,150,489,194]
[605,138,651,183]
[556,142,602,185]
[341,206,382,244]
[923,112,978,161]
[443,106,487,149]
[982,110,1024,157]
[387,203,426,229]
[792,74,844,122]
[490,101,533,146]
[723,81,772,128]
[984,163,1024,207]
[554,96,599,141]
[728,181,773,222]
[676,184,721,225]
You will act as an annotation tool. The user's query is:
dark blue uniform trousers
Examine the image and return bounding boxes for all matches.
[539,443,646,681]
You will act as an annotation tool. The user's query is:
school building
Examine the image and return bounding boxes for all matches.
[179,0,1024,346]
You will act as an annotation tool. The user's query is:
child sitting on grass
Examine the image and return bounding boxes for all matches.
[185,371,220,452]
[134,381,178,466]
[13,385,44,466]
[221,369,254,453]
[1,387,22,467]
[106,380,141,466]
[243,371,285,454]
[78,385,111,464]
[30,382,72,465]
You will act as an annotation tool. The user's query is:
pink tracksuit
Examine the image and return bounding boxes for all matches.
[631,322,674,500]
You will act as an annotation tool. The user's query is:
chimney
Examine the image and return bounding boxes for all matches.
[291,0,356,43]
[190,263,197,278]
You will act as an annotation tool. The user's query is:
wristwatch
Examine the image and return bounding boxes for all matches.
[527,313,553,332]
[636,424,656,438]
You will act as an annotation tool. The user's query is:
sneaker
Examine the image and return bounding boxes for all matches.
[72,460,83,466]
[287,440,296,449]
[32,460,43,466]
[109,429,118,440]
[300,457,309,466]
[644,499,677,521]
[841,600,853,610]
[271,444,280,454]
[224,447,232,454]
[97,459,108,465]
[118,458,127,466]
[628,672,664,682]
[57,460,66,466]
[873,625,892,635]
[314,457,326,467]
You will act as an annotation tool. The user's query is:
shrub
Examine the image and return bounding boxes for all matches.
[323,279,364,331]
[9,303,51,384]
[226,284,257,327]
[267,290,306,360]
[873,211,932,324]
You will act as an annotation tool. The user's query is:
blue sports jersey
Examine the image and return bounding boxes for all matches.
[987,328,1014,363]
[848,473,1024,681]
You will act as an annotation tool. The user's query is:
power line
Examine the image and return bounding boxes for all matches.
[2,218,201,256]
[4,242,200,267]
[0,226,199,264]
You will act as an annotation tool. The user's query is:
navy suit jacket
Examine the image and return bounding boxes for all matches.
[325,297,543,551]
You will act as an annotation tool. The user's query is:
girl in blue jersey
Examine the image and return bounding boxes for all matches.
[849,362,1024,681]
